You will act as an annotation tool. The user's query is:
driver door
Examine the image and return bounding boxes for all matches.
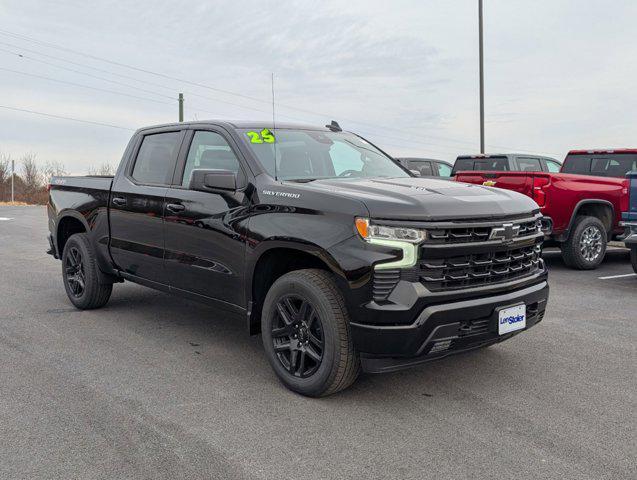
[163,128,250,307]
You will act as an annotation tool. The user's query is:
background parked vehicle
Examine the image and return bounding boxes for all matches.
[451,153,561,176]
[46,120,549,396]
[620,171,637,273]
[454,149,636,270]
[395,157,453,177]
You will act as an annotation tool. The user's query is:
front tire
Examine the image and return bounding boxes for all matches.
[561,216,607,270]
[61,233,113,309]
[631,247,637,274]
[261,269,360,397]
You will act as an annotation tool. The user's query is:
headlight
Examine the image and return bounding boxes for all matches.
[355,218,425,243]
[355,218,422,270]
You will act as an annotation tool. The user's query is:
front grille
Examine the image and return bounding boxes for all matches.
[427,218,539,244]
[417,244,541,292]
[371,215,544,301]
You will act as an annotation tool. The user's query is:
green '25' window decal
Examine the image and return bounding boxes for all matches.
[246,129,275,144]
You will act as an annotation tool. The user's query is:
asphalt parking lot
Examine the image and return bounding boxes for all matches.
[1,206,635,480]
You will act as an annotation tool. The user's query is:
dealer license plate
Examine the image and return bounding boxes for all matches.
[498,304,526,335]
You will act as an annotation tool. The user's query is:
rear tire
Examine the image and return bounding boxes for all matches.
[61,233,113,309]
[561,216,607,270]
[631,247,637,274]
[261,269,360,397]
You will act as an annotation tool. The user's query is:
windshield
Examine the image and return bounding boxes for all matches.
[561,153,637,178]
[239,128,409,181]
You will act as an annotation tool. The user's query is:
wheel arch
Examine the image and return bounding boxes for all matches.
[566,200,614,236]
[56,212,89,256]
[246,241,345,335]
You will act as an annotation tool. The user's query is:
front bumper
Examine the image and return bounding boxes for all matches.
[352,280,549,373]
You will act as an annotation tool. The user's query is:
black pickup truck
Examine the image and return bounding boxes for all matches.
[47,120,549,396]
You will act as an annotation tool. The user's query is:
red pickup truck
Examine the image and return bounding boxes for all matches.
[455,150,635,269]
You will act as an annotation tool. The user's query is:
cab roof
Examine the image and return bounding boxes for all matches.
[136,120,334,133]
[567,149,637,155]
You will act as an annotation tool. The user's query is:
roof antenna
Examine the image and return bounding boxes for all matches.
[271,72,278,181]
[326,120,342,132]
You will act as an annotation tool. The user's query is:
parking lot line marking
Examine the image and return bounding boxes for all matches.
[0,217,14,221]
[598,273,637,280]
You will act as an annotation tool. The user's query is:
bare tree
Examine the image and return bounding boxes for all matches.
[0,153,9,185]
[0,153,10,202]
[88,163,116,176]
[21,153,42,196]
[43,160,68,181]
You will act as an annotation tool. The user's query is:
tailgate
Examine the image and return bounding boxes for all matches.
[454,171,536,198]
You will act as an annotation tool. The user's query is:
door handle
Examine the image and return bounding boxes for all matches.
[166,203,185,213]
[112,197,127,206]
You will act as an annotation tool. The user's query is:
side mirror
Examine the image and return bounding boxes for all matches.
[189,169,237,192]
[410,169,421,177]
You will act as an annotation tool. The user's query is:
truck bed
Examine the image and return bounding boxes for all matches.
[454,170,628,237]
[50,175,114,191]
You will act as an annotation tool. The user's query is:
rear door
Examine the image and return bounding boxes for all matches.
[109,128,185,285]
[163,127,250,307]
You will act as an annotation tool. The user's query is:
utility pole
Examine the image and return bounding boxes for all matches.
[11,158,14,203]
[478,0,485,153]
[178,93,184,122]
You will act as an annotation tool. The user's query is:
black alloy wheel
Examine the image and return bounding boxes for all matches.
[261,269,360,397]
[271,294,324,378]
[61,233,113,310]
[65,246,86,297]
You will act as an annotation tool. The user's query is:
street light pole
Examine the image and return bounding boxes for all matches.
[479,0,485,153]
[178,93,184,122]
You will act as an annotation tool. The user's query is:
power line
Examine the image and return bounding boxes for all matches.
[0,67,174,106]
[0,46,176,101]
[0,43,312,122]
[0,28,558,156]
[0,105,134,130]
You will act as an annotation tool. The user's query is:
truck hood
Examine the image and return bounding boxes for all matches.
[297,177,539,220]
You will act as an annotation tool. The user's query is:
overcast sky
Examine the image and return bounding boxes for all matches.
[1,0,636,174]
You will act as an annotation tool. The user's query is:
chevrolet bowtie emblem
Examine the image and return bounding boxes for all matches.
[482,180,497,187]
[489,223,520,243]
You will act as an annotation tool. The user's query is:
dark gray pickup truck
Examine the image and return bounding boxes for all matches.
[47,120,549,396]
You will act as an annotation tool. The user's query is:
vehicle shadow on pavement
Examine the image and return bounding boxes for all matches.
[541,247,629,270]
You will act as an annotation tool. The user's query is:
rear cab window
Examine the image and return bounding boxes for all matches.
[452,156,509,175]
[561,153,637,178]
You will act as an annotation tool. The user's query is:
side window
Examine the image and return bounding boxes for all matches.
[408,160,433,176]
[517,157,542,172]
[436,162,452,177]
[182,131,241,187]
[546,160,561,172]
[131,131,183,185]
